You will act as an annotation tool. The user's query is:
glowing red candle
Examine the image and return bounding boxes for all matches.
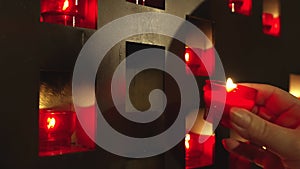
[228,0,252,16]
[185,46,215,76]
[262,13,280,37]
[39,109,76,152]
[40,0,98,29]
[203,78,257,127]
[185,132,215,168]
[40,0,78,26]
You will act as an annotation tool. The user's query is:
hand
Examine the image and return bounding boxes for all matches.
[222,83,300,169]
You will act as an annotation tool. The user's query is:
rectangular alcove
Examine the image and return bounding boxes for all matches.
[39,70,96,156]
[126,0,165,10]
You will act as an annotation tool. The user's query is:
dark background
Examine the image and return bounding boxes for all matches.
[0,0,298,169]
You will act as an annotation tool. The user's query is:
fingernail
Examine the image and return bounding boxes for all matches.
[230,108,251,129]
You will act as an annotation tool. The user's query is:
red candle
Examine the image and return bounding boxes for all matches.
[203,78,257,127]
[185,46,215,77]
[40,0,78,26]
[185,132,215,168]
[262,13,280,37]
[40,0,98,29]
[39,109,76,152]
[228,0,252,16]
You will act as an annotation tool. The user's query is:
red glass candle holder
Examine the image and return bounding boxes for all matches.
[40,0,97,29]
[185,132,215,168]
[228,0,252,16]
[185,47,215,77]
[203,80,257,127]
[262,13,280,37]
[39,109,76,153]
[41,0,79,26]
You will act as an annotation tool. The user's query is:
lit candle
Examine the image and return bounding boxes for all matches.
[185,132,215,168]
[203,78,258,127]
[226,78,237,92]
[39,109,76,150]
[40,0,78,26]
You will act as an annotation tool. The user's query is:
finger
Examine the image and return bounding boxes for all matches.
[274,105,300,128]
[238,83,298,115]
[223,139,285,169]
[253,106,277,121]
[237,83,278,105]
[222,139,265,163]
[229,107,297,158]
[253,103,300,128]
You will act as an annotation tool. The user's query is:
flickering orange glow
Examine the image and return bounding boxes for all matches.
[185,134,191,149]
[47,117,56,129]
[62,0,70,11]
[226,78,237,92]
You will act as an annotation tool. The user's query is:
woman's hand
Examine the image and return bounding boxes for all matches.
[222,83,300,169]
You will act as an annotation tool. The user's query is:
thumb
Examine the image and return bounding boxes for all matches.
[229,107,297,158]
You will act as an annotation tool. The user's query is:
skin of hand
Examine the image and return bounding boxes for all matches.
[222,83,300,169]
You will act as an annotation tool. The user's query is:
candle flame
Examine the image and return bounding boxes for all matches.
[47,117,56,129]
[62,0,70,11]
[226,78,237,92]
[231,3,235,13]
[185,134,190,149]
[185,52,190,62]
